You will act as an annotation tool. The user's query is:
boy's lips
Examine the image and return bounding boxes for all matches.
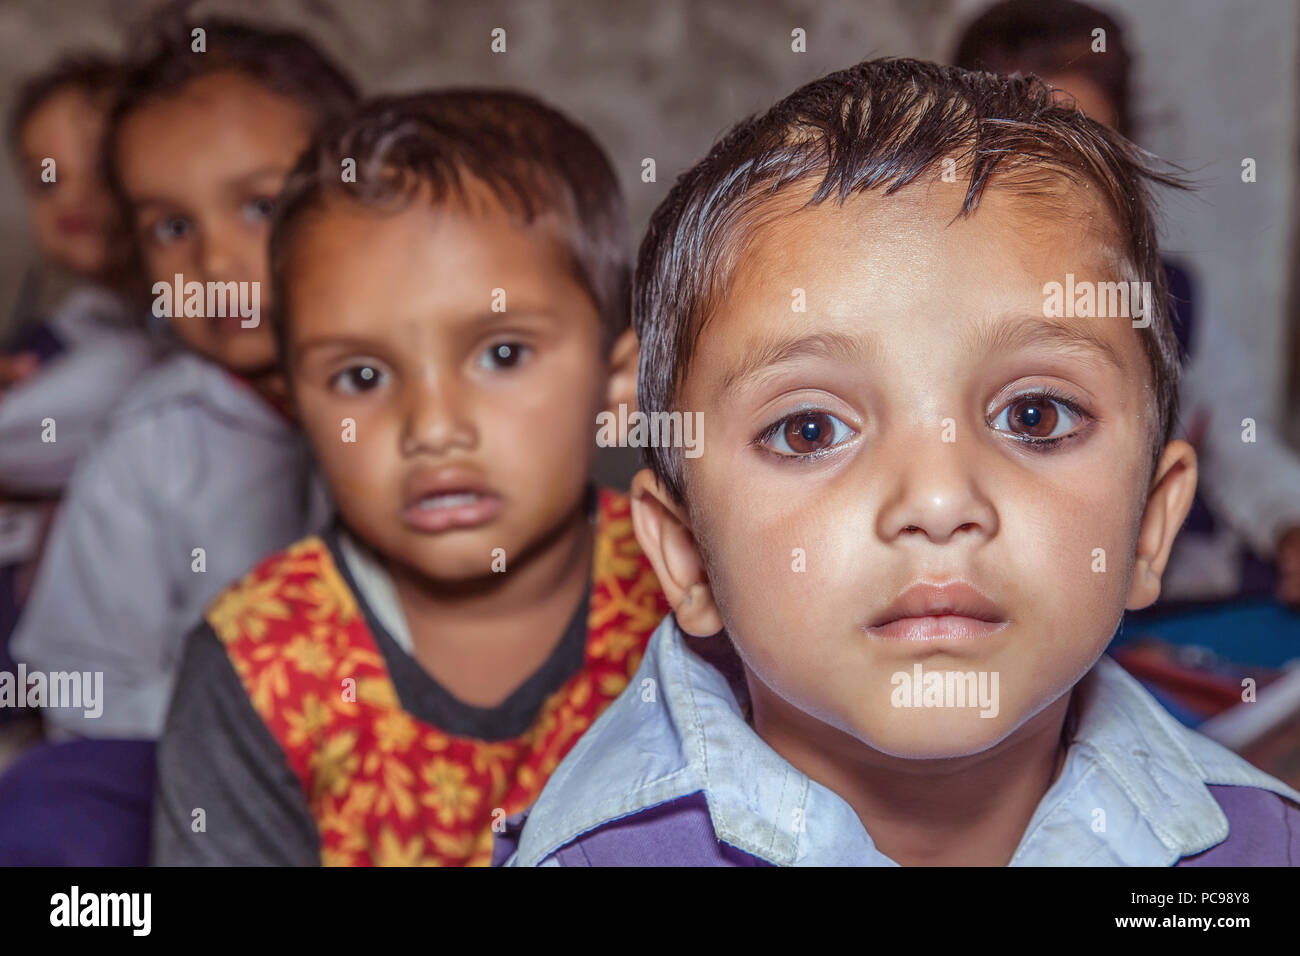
[400,468,502,533]
[864,581,1009,642]
[56,213,97,235]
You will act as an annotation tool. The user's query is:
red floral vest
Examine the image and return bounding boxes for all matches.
[207,487,667,865]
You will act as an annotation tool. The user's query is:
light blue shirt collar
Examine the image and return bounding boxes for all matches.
[512,615,1300,866]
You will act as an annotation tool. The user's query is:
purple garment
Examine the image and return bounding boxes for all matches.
[1177,785,1300,865]
[501,785,1299,866]
[0,739,155,865]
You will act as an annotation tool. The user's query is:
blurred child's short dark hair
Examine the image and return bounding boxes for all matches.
[8,52,124,150]
[636,57,1185,505]
[108,16,357,139]
[269,89,629,360]
[953,0,1133,138]
[103,15,358,296]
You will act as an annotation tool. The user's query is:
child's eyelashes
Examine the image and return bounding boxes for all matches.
[754,410,856,459]
[476,341,531,371]
[323,343,529,396]
[751,389,1091,461]
[989,389,1092,449]
[149,215,193,247]
[329,363,387,395]
[241,195,276,225]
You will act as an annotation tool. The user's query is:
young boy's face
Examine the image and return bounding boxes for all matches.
[115,70,312,374]
[638,178,1196,760]
[19,88,116,278]
[284,190,623,582]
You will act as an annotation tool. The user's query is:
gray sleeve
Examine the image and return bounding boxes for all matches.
[152,621,321,866]
[10,425,180,738]
[0,329,160,494]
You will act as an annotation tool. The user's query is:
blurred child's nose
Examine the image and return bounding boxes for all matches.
[196,216,253,284]
[873,426,999,546]
[400,369,477,458]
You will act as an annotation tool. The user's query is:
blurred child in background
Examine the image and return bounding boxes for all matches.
[0,54,163,717]
[153,89,666,866]
[0,15,356,864]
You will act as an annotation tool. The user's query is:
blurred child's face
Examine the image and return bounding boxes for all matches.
[18,88,116,277]
[115,70,313,374]
[652,179,1194,760]
[285,191,614,582]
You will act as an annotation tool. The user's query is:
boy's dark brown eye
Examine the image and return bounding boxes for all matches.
[330,364,386,395]
[757,409,855,458]
[1007,397,1059,438]
[783,413,836,454]
[478,342,530,371]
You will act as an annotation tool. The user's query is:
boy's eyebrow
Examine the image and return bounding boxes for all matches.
[716,328,878,397]
[129,196,180,212]
[964,314,1127,371]
[293,312,563,355]
[227,163,294,190]
[293,334,381,357]
[129,165,293,210]
[714,313,1127,399]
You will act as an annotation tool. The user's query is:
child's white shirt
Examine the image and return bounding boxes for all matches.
[10,351,331,738]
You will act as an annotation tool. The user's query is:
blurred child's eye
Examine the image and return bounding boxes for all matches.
[150,216,192,246]
[756,410,855,458]
[242,196,276,224]
[990,391,1088,446]
[330,364,387,395]
[477,342,530,370]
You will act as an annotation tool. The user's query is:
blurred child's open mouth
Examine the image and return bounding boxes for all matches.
[400,469,502,533]
[864,581,1009,642]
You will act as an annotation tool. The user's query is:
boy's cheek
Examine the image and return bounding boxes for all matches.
[485,383,599,470]
[710,502,1129,749]
[294,402,385,494]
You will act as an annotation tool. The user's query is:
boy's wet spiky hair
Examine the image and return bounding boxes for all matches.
[635,56,1187,504]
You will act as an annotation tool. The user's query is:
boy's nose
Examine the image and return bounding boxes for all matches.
[196,222,249,284]
[400,374,477,457]
[874,437,999,545]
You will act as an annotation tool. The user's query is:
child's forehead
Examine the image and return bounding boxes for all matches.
[285,190,595,318]
[684,177,1147,391]
[717,177,1130,314]
[116,75,314,195]
[23,84,102,127]
[301,184,573,260]
[124,69,313,143]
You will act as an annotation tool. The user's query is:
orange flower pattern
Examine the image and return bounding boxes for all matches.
[208,488,667,866]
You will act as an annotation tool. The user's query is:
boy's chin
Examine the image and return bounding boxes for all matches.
[172,326,276,374]
[50,243,108,278]
[393,535,516,584]
[850,709,1017,761]
[214,340,278,375]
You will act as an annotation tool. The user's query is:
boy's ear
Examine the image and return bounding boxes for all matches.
[1126,439,1198,611]
[603,327,639,416]
[629,467,724,637]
